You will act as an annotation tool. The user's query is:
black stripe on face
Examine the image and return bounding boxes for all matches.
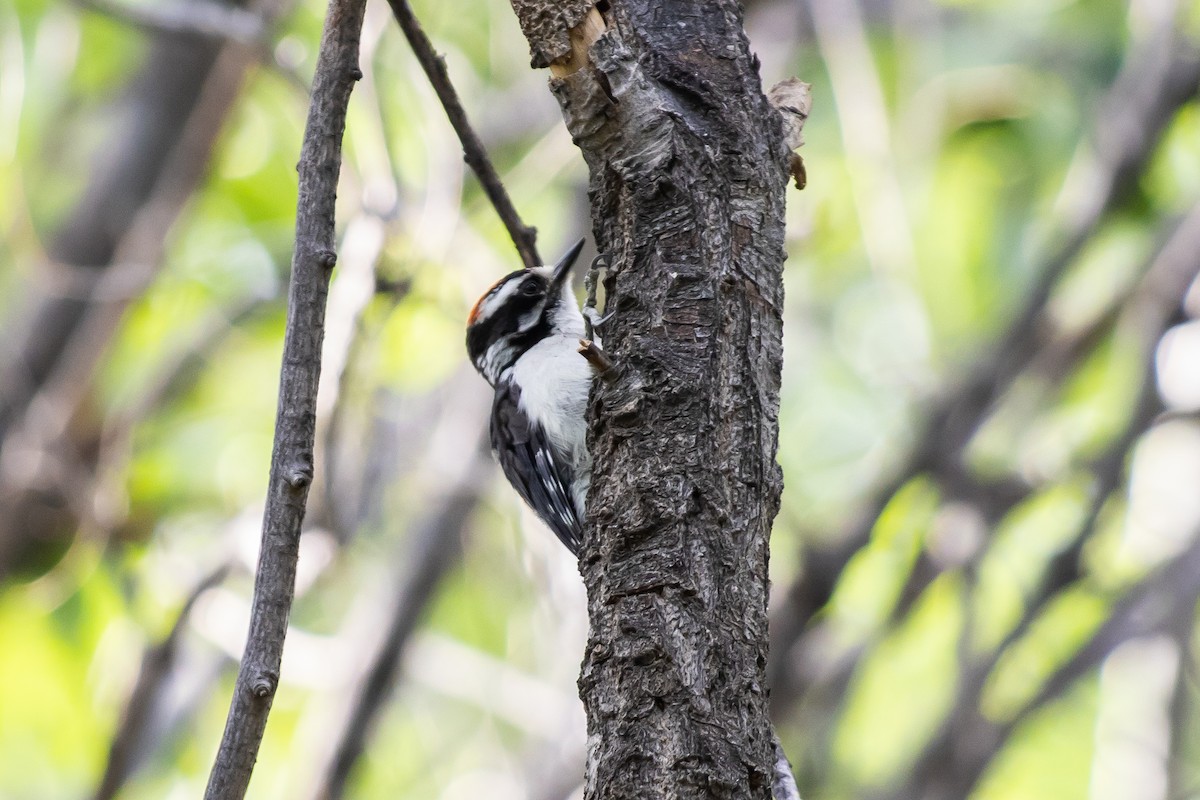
[466,271,554,377]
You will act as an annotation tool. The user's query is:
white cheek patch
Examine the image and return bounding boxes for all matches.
[477,279,522,325]
[517,302,545,332]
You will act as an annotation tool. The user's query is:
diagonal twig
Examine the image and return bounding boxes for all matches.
[93,563,232,800]
[869,530,1200,800]
[383,0,541,269]
[781,199,1200,795]
[873,204,1200,800]
[312,428,493,800]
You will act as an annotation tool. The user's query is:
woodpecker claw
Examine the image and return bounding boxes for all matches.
[582,251,611,342]
[584,306,615,329]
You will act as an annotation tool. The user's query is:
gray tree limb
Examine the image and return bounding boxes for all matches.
[312,428,493,800]
[506,2,791,798]
[875,531,1200,800]
[874,200,1200,800]
[202,0,367,796]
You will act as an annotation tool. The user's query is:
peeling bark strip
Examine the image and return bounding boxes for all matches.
[510,0,594,68]
[203,0,367,797]
[508,2,791,798]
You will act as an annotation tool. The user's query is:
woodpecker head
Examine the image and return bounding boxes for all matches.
[466,239,586,386]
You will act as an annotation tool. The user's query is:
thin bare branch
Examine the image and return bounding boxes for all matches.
[383,0,541,269]
[203,0,367,796]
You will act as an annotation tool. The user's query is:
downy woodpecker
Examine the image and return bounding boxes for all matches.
[465,239,592,556]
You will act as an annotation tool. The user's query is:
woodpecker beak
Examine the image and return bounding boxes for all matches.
[548,238,586,291]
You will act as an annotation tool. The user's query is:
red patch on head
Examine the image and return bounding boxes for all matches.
[467,293,486,326]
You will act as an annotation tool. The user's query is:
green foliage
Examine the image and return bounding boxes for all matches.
[2,0,1197,797]
[0,553,123,798]
[835,574,965,786]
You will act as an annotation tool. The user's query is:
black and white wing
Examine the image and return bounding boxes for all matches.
[490,380,583,555]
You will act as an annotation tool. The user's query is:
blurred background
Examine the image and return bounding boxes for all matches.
[2,0,1199,798]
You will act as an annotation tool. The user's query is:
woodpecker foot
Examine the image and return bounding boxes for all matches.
[578,339,616,383]
[583,252,610,342]
[583,306,615,330]
[588,251,610,274]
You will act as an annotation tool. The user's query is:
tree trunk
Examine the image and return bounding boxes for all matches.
[507,3,790,798]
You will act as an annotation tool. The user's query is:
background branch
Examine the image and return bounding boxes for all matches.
[93,563,232,800]
[768,25,1200,718]
[203,0,367,796]
[313,429,492,800]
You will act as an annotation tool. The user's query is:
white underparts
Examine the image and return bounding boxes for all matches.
[509,332,592,517]
[510,287,591,515]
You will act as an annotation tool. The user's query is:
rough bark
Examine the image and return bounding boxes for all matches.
[507,3,790,798]
[202,0,366,797]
